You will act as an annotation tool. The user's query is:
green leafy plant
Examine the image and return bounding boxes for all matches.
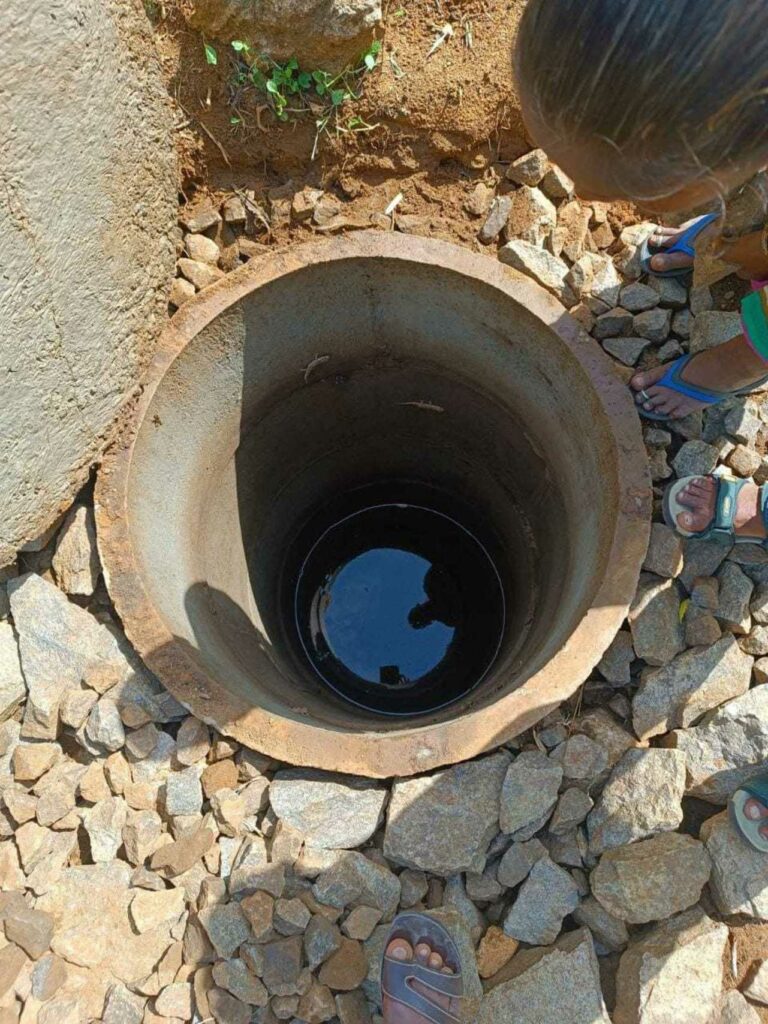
[204,42,218,65]
[226,39,382,154]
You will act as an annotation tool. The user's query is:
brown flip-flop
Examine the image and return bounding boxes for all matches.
[380,912,465,1024]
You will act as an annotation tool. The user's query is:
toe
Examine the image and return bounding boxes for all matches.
[387,938,413,962]
[650,250,694,273]
[415,943,431,964]
[760,824,768,841]
[744,798,768,821]
[428,952,444,971]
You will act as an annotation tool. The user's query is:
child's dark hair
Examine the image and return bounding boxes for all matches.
[514,0,768,203]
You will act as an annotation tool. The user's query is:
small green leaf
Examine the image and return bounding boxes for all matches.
[231,39,249,52]
[266,78,280,94]
[330,88,346,106]
[287,57,299,70]
[204,43,218,65]
[230,115,242,125]
[297,71,312,90]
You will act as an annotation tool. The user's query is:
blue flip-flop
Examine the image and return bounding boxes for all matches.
[635,353,768,422]
[639,211,720,278]
[730,776,768,853]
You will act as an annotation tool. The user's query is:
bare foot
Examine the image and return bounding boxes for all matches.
[674,475,765,539]
[743,796,768,843]
[630,333,768,419]
[647,218,706,274]
[383,937,458,1024]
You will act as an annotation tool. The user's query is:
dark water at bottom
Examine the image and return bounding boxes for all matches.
[292,502,505,715]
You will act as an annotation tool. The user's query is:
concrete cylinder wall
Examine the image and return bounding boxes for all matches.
[97,233,651,778]
[0,0,177,564]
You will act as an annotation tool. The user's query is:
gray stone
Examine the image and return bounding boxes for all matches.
[260,936,304,996]
[690,311,742,353]
[465,866,504,903]
[129,886,185,933]
[591,832,711,924]
[602,336,651,366]
[184,232,220,265]
[169,276,195,308]
[744,962,768,1007]
[269,769,386,850]
[442,875,485,942]
[505,186,557,247]
[587,749,686,856]
[0,623,25,722]
[613,908,727,1024]
[596,630,634,684]
[84,796,128,862]
[8,574,138,739]
[274,897,311,936]
[572,896,628,952]
[648,275,688,309]
[502,857,579,944]
[628,574,684,666]
[208,987,251,1024]
[51,505,100,596]
[398,869,428,908]
[681,537,731,590]
[479,197,512,244]
[750,582,768,623]
[304,915,342,970]
[313,851,400,918]
[199,903,251,958]
[672,308,694,338]
[671,685,768,802]
[549,789,593,836]
[687,603,723,646]
[179,204,221,234]
[619,283,659,313]
[634,307,671,342]
[720,991,762,1024]
[212,958,268,1006]
[174,716,210,766]
[499,751,562,836]
[690,285,714,314]
[84,698,125,752]
[506,149,550,186]
[4,905,54,958]
[384,752,510,875]
[560,734,608,783]
[102,983,145,1024]
[165,765,203,817]
[700,810,768,919]
[672,440,719,478]
[499,240,575,305]
[741,623,768,654]
[476,929,611,1024]
[725,404,763,446]
[643,523,684,579]
[541,164,574,200]
[496,840,544,889]
[632,633,752,740]
[593,308,633,339]
[229,835,284,897]
[716,562,754,633]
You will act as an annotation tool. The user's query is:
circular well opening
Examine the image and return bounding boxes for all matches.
[97,233,650,777]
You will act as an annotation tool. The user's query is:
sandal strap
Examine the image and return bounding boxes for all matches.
[659,355,729,406]
[708,477,748,544]
[383,957,464,998]
[665,211,720,258]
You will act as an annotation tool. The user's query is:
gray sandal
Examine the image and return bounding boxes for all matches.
[663,474,768,544]
[380,913,464,1024]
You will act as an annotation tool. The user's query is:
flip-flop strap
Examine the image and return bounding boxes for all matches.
[383,957,464,998]
[741,774,768,806]
[664,211,720,258]
[382,959,462,1024]
[656,355,727,405]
